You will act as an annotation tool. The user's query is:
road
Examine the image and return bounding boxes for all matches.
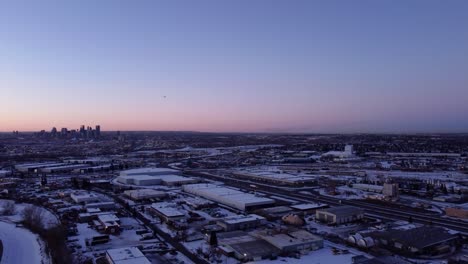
[0,221,46,264]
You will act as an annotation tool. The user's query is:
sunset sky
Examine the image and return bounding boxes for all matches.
[1,0,467,133]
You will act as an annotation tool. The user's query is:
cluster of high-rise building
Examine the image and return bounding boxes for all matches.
[35,125,101,139]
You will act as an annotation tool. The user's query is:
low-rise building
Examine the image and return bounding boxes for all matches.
[97,214,120,234]
[148,202,185,222]
[217,214,266,231]
[70,192,101,204]
[106,247,151,264]
[316,206,364,225]
[368,226,458,256]
[124,189,166,201]
[253,229,323,253]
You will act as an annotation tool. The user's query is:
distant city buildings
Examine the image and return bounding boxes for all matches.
[34,124,102,139]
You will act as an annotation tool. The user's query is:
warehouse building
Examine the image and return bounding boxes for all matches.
[232,171,317,186]
[116,174,196,186]
[217,231,280,261]
[124,189,166,201]
[106,247,151,264]
[217,214,266,231]
[70,192,101,204]
[253,230,323,253]
[368,226,459,256]
[120,167,180,177]
[316,206,364,225]
[15,162,64,173]
[149,202,185,222]
[183,183,275,211]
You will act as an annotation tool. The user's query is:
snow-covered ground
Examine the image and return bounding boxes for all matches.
[0,221,50,264]
[0,200,59,229]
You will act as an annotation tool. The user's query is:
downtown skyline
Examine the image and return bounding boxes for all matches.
[1,0,468,133]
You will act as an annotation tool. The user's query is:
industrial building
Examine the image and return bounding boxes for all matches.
[148,202,185,222]
[106,247,151,264]
[119,167,180,177]
[383,183,399,199]
[182,183,275,211]
[316,206,364,225]
[352,184,384,193]
[116,174,196,186]
[217,214,266,231]
[70,192,101,204]
[124,189,166,201]
[40,164,90,173]
[232,170,317,186]
[97,214,121,234]
[15,162,64,173]
[368,226,459,255]
[253,230,323,253]
[217,231,280,261]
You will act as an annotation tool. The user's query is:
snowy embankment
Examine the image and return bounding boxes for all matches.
[0,221,50,264]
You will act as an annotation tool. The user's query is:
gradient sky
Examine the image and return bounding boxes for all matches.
[1,0,467,133]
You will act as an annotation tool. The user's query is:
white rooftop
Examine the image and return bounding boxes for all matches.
[106,247,151,264]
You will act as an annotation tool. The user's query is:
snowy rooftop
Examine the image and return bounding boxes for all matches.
[106,247,151,264]
[151,202,185,217]
[120,167,179,176]
[223,214,265,224]
[291,203,327,211]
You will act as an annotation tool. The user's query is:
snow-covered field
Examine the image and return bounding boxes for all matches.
[0,200,60,229]
[0,221,50,264]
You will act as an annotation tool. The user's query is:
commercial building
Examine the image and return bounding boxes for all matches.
[217,231,280,261]
[106,247,151,264]
[232,171,317,186]
[290,203,328,214]
[352,184,383,193]
[97,214,120,234]
[183,183,275,211]
[383,183,399,199]
[124,189,166,201]
[148,202,185,222]
[253,230,323,253]
[70,192,101,204]
[119,167,180,177]
[316,206,364,225]
[40,164,90,173]
[117,175,161,186]
[368,226,459,255]
[217,214,266,231]
[116,174,196,186]
[15,162,64,173]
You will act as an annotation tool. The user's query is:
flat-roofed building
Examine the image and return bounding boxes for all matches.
[217,231,280,261]
[217,214,266,231]
[253,229,323,253]
[70,192,101,204]
[106,247,151,264]
[120,167,180,176]
[98,214,121,234]
[183,183,275,211]
[149,202,185,222]
[316,206,364,225]
[124,189,166,201]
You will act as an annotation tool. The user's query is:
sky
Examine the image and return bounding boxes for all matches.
[1,0,467,133]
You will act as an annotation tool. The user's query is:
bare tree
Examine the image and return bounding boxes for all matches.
[21,205,44,230]
[1,201,16,216]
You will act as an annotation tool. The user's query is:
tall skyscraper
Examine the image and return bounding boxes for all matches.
[95,125,101,137]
